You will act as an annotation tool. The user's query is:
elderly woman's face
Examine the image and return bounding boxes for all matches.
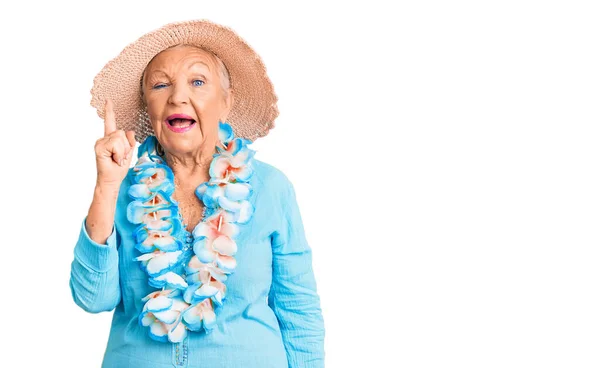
[142,46,232,156]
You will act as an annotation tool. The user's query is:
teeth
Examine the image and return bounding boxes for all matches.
[169,119,194,127]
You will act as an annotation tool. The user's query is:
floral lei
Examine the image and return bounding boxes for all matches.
[126,121,255,343]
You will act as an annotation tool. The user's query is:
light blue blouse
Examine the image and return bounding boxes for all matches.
[69,159,325,367]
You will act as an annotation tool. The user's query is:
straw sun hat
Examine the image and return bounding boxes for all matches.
[90,19,279,143]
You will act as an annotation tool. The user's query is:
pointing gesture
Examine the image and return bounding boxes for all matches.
[104,99,118,136]
[95,99,137,190]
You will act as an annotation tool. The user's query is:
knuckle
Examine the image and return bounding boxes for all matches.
[94,138,104,151]
[115,142,125,155]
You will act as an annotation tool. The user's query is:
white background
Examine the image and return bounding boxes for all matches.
[1,0,599,367]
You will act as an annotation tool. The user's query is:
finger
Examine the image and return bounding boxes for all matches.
[123,134,136,164]
[104,131,127,165]
[110,139,126,167]
[124,148,134,166]
[104,99,117,137]
[125,130,136,153]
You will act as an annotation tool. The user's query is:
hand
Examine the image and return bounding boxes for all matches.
[94,99,136,191]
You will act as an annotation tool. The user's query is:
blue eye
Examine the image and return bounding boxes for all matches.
[192,79,205,87]
[152,83,167,90]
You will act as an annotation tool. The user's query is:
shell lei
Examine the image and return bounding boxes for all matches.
[126,122,256,343]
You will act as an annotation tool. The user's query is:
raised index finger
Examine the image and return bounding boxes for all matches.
[104,99,117,137]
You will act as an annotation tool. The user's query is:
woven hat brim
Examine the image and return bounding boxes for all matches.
[90,19,279,143]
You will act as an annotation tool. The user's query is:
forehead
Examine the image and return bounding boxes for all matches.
[144,45,218,75]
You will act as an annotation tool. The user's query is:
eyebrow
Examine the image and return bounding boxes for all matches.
[142,60,212,87]
[189,61,211,71]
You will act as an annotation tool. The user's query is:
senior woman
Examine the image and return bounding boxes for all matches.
[69,20,325,368]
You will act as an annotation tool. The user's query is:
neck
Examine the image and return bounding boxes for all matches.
[164,142,220,189]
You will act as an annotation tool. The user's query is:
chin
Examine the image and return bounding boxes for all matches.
[166,137,203,153]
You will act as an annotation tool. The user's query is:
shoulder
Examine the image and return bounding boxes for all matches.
[252,158,294,194]
[251,159,298,208]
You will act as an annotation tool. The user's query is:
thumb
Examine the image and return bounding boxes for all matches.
[124,131,137,162]
[125,131,136,149]
[124,146,135,165]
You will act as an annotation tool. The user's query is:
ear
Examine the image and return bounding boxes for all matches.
[221,89,234,122]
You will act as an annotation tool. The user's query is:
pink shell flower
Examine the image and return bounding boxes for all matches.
[191,211,239,273]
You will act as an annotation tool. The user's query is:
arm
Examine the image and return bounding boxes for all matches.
[69,185,121,313]
[269,178,325,368]
[69,100,134,313]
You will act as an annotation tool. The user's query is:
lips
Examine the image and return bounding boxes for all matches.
[169,118,194,127]
[165,114,196,133]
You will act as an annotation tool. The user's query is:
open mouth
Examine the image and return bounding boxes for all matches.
[165,115,197,132]
[167,118,196,128]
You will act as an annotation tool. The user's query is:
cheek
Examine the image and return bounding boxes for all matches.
[146,99,164,121]
[191,94,223,117]
[147,109,164,133]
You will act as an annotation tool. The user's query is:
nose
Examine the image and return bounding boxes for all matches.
[167,82,190,105]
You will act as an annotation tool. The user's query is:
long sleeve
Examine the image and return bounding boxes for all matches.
[268,179,325,368]
[69,217,121,313]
